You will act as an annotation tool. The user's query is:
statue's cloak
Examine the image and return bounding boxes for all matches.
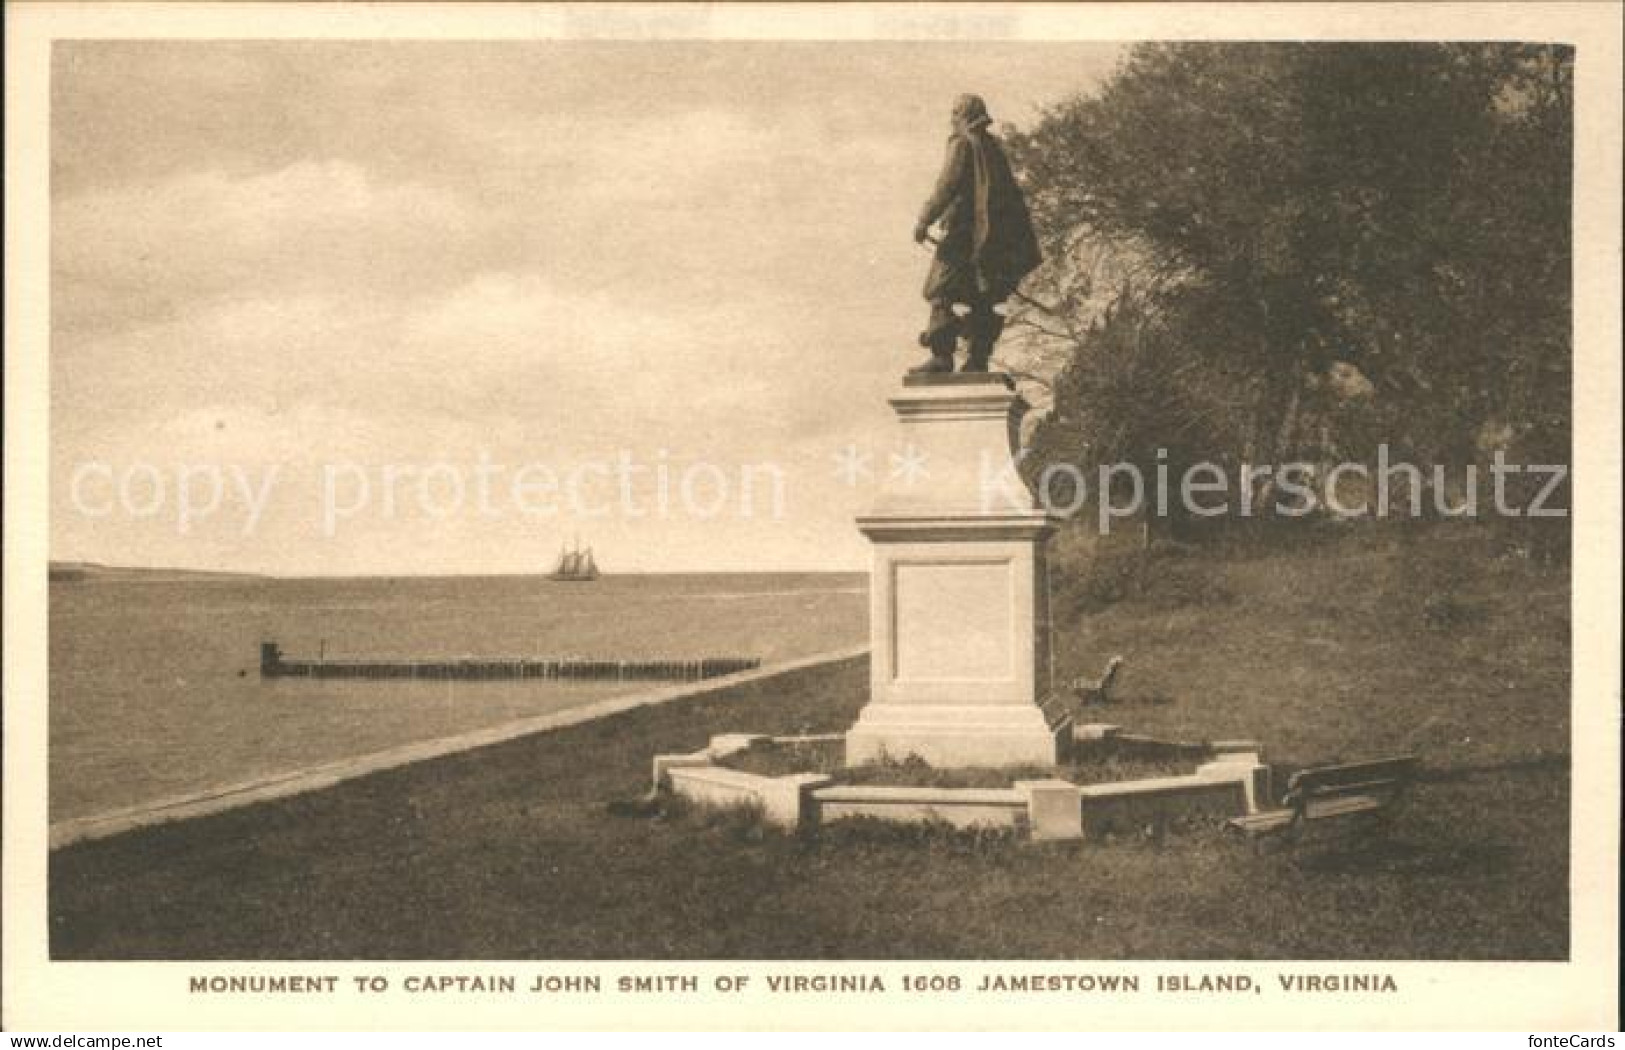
[918,127,1041,303]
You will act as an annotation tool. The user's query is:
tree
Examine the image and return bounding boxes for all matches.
[1002,43,1572,530]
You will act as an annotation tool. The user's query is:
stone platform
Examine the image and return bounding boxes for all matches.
[655,730,1272,840]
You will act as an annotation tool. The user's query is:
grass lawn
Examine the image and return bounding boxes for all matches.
[50,524,1569,959]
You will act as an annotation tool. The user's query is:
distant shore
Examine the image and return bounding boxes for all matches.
[49,560,265,582]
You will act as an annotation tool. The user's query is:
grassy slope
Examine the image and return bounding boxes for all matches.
[1050,523,1570,770]
[50,525,1569,959]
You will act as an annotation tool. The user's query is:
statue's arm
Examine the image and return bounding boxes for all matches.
[915,135,971,237]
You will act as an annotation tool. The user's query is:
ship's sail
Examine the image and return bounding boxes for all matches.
[550,539,599,581]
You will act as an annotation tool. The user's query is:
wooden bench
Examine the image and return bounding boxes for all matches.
[1226,755,1418,844]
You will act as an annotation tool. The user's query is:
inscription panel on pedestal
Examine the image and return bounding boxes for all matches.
[891,559,1013,681]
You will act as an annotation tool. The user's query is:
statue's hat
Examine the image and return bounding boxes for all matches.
[952,93,992,131]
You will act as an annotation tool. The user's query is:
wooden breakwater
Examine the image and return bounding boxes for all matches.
[259,642,759,683]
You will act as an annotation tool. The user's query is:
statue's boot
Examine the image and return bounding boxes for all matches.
[918,309,959,352]
[961,306,1005,372]
[909,350,956,374]
[913,312,959,374]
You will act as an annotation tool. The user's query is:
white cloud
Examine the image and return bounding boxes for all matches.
[512,108,770,204]
[54,160,493,332]
[157,401,387,463]
[54,265,808,468]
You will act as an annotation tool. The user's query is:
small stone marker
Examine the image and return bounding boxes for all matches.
[1015,778,1084,840]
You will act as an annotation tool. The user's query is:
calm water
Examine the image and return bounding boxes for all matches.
[49,573,867,822]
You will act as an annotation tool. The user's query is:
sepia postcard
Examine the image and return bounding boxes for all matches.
[4,1,1620,1032]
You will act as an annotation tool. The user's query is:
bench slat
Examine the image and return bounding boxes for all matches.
[1288,757,1417,793]
[1302,794,1384,820]
[1226,809,1296,835]
[1301,777,1408,799]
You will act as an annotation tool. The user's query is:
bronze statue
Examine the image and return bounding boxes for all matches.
[911,94,1041,374]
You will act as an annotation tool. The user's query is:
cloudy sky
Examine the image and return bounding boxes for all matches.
[51,40,1119,574]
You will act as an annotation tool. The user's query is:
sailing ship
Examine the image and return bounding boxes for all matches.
[549,537,600,582]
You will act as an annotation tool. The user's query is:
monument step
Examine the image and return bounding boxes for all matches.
[902,372,1015,389]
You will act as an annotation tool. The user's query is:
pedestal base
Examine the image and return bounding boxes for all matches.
[846,373,1069,770]
[846,703,1072,768]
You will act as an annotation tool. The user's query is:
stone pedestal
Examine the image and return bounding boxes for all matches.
[846,374,1071,768]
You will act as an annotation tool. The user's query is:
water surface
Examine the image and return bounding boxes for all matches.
[49,573,866,822]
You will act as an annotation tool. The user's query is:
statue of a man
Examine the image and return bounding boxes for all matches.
[911,93,1041,374]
